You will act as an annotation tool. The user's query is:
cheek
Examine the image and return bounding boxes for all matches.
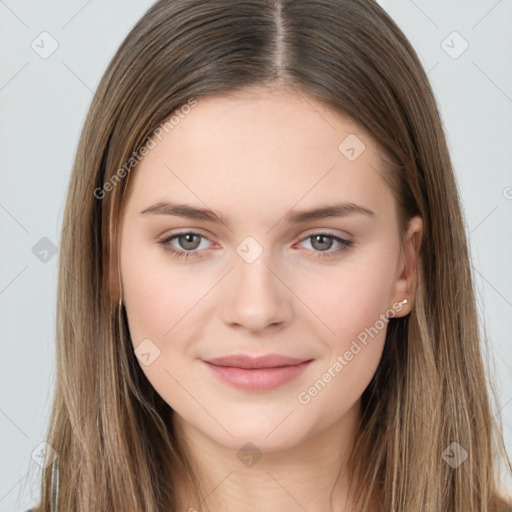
[293,247,397,410]
[301,252,397,350]
[120,237,209,344]
[120,244,207,404]
[294,274,391,427]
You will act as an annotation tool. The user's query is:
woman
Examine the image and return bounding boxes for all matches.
[32,0,512,510]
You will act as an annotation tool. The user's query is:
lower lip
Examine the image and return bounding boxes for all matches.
[203,360,312,391]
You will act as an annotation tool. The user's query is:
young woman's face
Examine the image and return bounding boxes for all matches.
[118,87,420,452]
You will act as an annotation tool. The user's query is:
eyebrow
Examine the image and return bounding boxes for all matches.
[139,200,375,227]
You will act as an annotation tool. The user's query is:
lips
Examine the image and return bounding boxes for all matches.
[205,354,310,369]
[202,354,313,391]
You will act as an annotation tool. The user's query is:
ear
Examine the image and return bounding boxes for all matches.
[389,215,423,317]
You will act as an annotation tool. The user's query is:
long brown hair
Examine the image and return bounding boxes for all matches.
[34,0,511,510]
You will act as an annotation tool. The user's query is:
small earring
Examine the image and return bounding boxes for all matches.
[399,298,408,307]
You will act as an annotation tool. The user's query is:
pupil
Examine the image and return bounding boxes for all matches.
[181,234,199,250]
[314,235,332,251]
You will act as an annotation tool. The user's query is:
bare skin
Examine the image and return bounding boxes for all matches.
[117,85,422,511]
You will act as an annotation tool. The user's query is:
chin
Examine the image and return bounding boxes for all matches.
[214,428,304,454]
[197,408,316,453]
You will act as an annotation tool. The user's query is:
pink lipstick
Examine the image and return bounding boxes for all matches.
[202,354,313,391]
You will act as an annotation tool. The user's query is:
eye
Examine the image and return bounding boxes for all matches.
[157,231,354,260]
[295,232,353,259]
[157,231,213,260]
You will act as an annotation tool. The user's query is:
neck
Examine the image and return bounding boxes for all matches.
[171,400,365,512]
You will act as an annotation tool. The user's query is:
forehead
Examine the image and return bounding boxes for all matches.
[123,87,394,222]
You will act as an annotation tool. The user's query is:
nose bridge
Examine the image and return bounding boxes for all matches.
[221,234,292,331]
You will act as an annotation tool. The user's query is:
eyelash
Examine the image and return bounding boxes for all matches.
[157,231,354,261]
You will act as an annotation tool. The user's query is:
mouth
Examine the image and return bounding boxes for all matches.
[202,354,314,391]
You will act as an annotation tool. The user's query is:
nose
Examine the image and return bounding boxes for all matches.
[221,252,293,334]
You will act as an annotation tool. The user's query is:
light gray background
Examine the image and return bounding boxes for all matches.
[1,1,511,510]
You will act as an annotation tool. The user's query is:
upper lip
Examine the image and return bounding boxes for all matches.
[204,354,312,369]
